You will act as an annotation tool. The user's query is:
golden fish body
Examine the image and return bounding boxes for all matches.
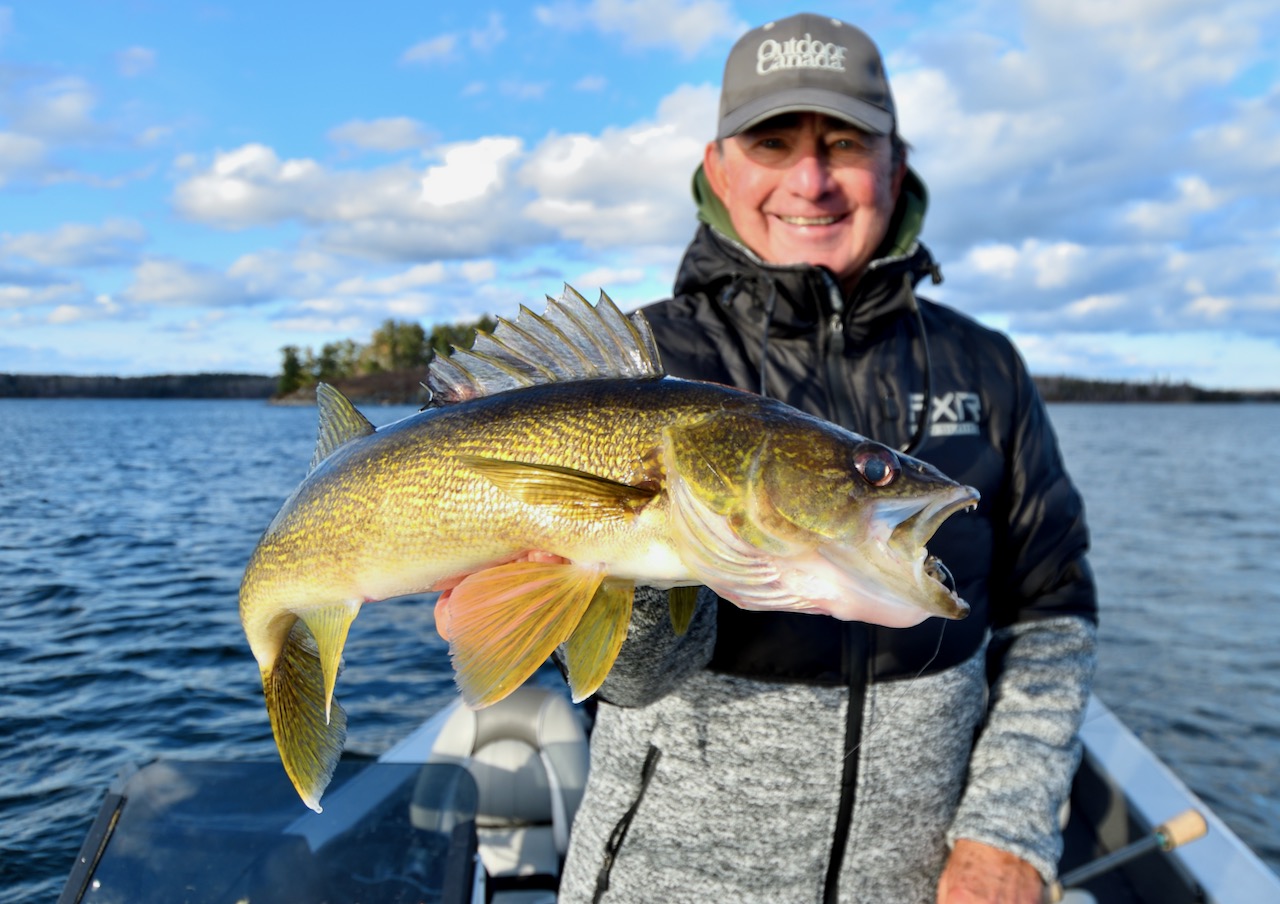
[239,290,978,811]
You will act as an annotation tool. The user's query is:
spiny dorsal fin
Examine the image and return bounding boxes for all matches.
[424,286,665,406]
[311,383,376,472]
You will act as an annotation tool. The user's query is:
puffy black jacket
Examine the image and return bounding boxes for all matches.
[643,222,1097,686]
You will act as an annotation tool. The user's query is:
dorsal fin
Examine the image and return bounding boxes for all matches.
[310,383,376,472]
[424,286,665,406]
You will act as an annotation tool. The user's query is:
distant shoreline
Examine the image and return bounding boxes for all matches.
[2,371,1277,404]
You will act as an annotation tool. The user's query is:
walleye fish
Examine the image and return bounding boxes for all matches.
[240,288,978,811]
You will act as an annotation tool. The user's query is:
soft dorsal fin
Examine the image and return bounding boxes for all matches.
[310,383,376,472]
[424,286,666,406]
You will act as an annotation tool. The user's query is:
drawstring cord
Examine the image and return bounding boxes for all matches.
[758,282,778,397]
[902,276,934,456]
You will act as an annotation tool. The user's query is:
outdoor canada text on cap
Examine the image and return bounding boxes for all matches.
[716,13,897,140]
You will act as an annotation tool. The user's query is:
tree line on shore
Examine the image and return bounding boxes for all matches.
[275,316,497,397]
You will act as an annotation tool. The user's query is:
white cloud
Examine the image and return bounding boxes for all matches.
[0,280,86,311]
[574,75,607,92]
[333,263,447,296]
[1124,176,1227,236]
[572,266,646,289]
[328,117,433,152]
[460,260,496,282]
[47,294,123,324]
[8,76,99,141]
[401,34,457,65]
[0,131,47,186]
[1,219,146,267]
[122,259,264,308]
[116,46,156,78]
[519,83,714,246]
[420,136,523,206]
[959,240,1087,291]
[535,0,745,58]
[401,13,507,65]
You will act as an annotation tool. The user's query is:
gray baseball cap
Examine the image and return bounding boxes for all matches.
[717,13,896,140]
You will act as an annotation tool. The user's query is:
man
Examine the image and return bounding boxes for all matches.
[557,13,1098,904]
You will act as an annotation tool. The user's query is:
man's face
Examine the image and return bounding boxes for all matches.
[704,112,906,291]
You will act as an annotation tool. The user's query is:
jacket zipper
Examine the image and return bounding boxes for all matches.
[823,627,873,903]
[592,744,662,903]
[820,272,858,429]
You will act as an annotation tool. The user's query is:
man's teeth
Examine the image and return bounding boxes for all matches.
[780,215,839,226]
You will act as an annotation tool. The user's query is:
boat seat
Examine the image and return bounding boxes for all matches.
[426,686,589,901]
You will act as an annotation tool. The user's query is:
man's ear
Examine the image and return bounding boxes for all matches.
[703,140,729,202]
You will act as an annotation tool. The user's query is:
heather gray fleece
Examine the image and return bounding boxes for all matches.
[559,588,1097,903]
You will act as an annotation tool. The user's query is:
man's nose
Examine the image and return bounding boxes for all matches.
[783,151,836,199]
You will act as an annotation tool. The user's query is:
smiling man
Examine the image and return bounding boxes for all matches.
[557,13,1099,904]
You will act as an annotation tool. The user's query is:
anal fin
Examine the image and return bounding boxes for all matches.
[299,602,360,723]
[565,579,634,702]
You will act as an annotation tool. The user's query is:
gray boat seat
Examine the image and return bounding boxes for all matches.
[427,686,589,901]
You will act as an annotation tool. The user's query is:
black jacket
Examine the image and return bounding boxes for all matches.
[643,223,1097,686]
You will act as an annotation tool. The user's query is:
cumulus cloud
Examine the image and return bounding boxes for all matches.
[534,0,745,58]
[328,117,434,152]
[121,259,266,308]
[0,219,146,267]
[0,279,88,312]
[879,0,1280,358]
[172,103,710,263]
[1124,176,1228,237]
[519,83,715,246]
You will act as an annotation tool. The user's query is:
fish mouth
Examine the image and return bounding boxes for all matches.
[886,484,980,618]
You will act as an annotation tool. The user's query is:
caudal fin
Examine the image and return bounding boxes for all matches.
[262,620,347,812]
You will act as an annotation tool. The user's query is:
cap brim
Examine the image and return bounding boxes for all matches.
[718,88,893,139]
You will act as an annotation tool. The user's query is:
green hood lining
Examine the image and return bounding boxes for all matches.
[691,163,929,264]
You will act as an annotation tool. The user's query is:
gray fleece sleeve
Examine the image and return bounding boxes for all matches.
[590,585,717,707]
[947,615,1098,882]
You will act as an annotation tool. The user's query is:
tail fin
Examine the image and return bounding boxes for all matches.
[261,620,347,812]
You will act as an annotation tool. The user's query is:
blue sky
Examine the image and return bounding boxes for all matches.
[2,0,1278,388]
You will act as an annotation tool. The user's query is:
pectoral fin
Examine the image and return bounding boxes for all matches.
[261,620,347,813]
[445,560,606,708]
[667,586,699,636]
[565,579,634,702]
[459,455,657,519]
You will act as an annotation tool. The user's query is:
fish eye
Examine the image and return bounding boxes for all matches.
[854,446,899,487]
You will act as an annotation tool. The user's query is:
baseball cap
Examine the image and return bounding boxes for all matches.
[717,13,896,140]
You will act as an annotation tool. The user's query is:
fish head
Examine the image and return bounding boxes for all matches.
[665,401,979,627]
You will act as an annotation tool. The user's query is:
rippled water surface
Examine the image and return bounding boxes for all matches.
[1,399,1278,900]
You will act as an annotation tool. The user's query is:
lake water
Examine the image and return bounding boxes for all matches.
[1,399,1278,900]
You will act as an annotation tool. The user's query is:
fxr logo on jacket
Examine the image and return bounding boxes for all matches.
[910,392,981,437]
